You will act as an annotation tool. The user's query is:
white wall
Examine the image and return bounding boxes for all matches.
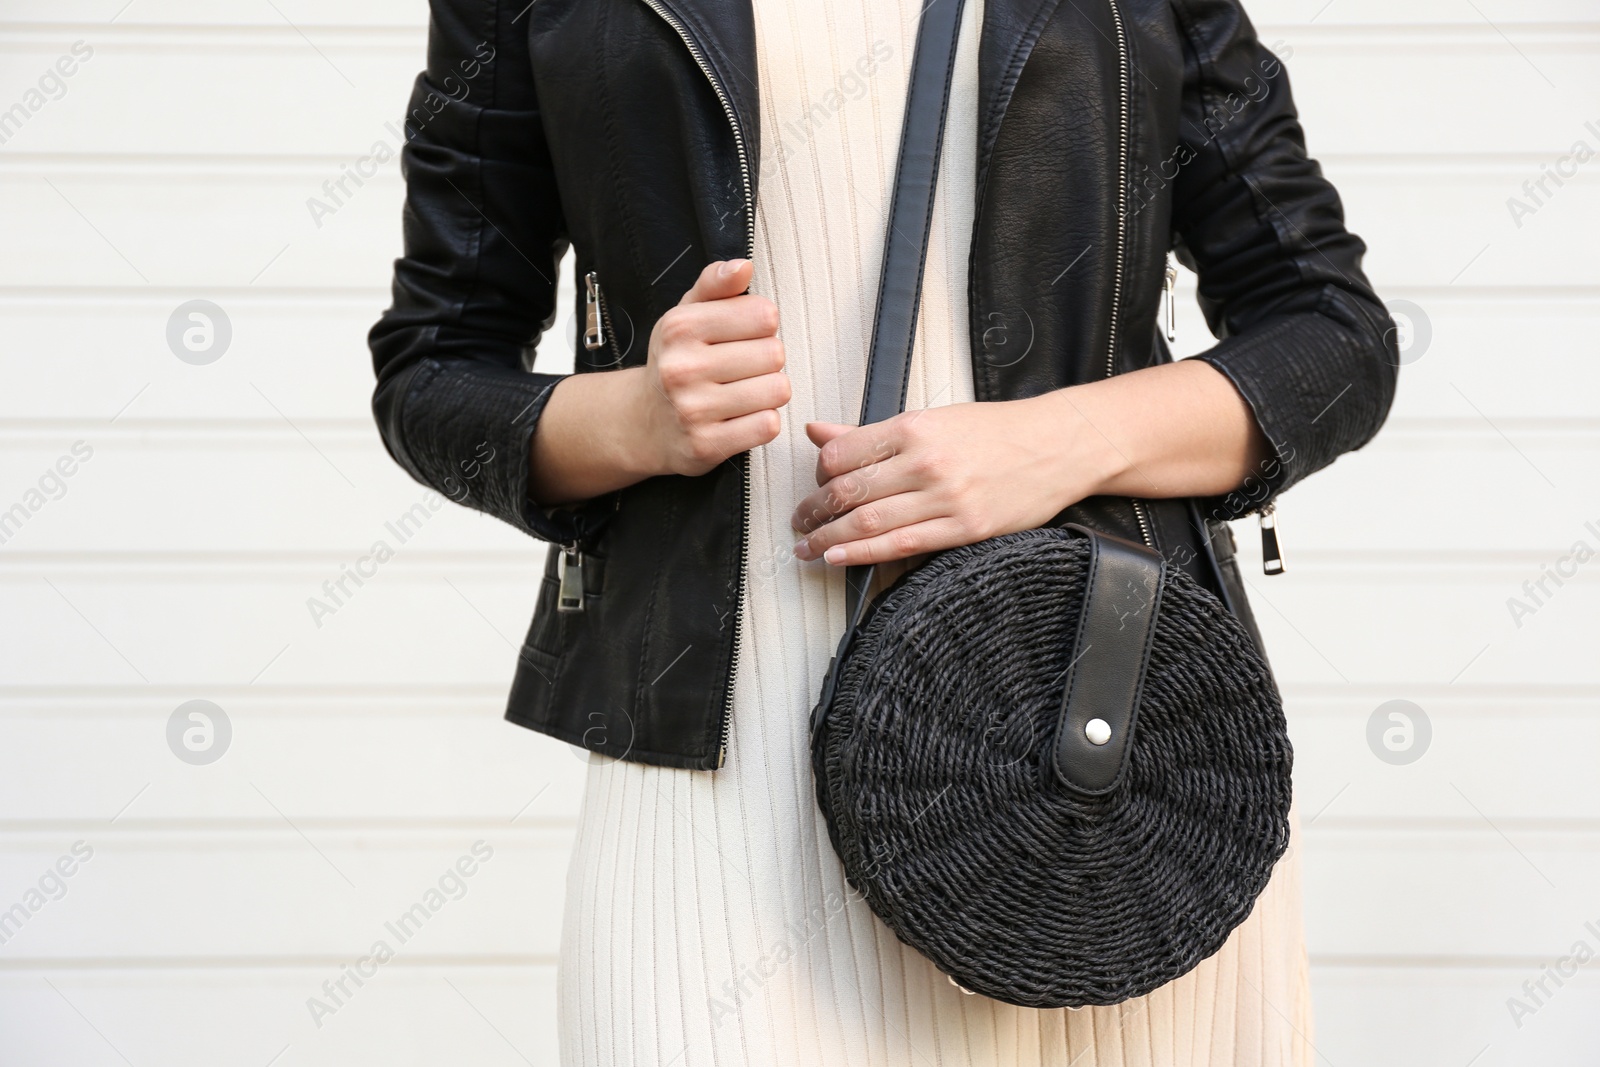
[0,1,1595,1064]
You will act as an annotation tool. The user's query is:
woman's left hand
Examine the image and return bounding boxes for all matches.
[790,394,1122,566]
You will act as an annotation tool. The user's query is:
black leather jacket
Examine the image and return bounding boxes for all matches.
[369,0,1398,770]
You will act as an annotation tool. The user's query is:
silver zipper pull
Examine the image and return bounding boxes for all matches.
[583,271,605,352]
[1162,255,1178,343]
[1259,503,1284,575]
[558,546,586,611]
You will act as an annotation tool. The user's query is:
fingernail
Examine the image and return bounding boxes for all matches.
[719,258,748,277]
[823,546,846,565]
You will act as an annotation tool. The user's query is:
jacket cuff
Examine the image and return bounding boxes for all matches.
[383,357,616,545]
[1191,292,1390,522]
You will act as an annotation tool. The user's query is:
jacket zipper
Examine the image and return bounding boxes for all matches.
[1102,0,1130,382]
[557,542,587,612]
[637,0,755,768]
[1101,0,1154,552]
[584,269,627,366]
[583,270,607,355]
[1257,501,1284,575]
[1161,252,1177,343]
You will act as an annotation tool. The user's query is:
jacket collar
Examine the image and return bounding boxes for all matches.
[645,0,1066,210]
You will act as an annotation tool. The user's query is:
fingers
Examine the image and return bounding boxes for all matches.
[682,408,784,469]
[639,259,794,477]
[654,335,784,408]
[799,511,974,567]
[804,421,853,448]
[658,294,780,350]
[793,490,943,561]
[680,258,753,304]
[676,259,779,345]
[700,335,785,383]
[809,418,903,488]
[789,454,924,534]
[666,370,792,425]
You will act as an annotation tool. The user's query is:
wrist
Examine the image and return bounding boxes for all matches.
[1025,386,1134,507]
[605,366,663,482]
[530,367,660,506]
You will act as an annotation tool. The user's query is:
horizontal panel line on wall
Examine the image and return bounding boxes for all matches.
[0,154,412,176]
[0,826,570,848]
[1311,953,1600,970]
[0,24,423,49]
[0,817,575,835]
[1257,21,1600,46]
[0,955,555,972]
[0,421,382,442]
[1301,826,1600,847]
[0,570,540,589]
[0,702,508,719]
[1221,552,1600,578]
[0,683,507,703]
[0,286,387,305]
[0,555,544,579]
[1307,816,1600,835]
[1279,688,1600,714]
[1362,285,1600,306]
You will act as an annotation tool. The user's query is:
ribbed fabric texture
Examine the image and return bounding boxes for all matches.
[556,1,1315,1062]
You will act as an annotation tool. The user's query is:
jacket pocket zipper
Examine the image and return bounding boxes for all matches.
[557,541,587,612]
[583,269,625,367]
[583,271,605,352]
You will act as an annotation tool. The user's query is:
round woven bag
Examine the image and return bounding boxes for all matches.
[809,525,1293,1008]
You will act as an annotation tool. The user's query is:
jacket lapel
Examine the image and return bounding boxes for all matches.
[658,0,1070,230]
[974,0,1069,200]
[645,0,763,192]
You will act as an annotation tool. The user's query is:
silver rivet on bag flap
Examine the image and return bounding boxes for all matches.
[1085,718,1112,746]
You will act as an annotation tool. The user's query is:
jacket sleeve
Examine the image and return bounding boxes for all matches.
[1167,0,1399,521]
[368,0,614,545]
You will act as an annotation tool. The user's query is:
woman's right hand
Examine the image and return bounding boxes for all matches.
[529,258,789,507]
[633,257,790,476]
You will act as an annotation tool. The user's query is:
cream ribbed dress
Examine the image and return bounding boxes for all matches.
[557,0,1316,1062]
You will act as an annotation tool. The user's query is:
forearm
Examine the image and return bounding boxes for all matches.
[790,357,1274,566]
[1028,357,1271,509]
[528,367,656,506]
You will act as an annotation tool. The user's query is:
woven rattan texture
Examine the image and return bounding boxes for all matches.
[810,528,1293,1008]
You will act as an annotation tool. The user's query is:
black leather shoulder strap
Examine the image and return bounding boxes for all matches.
[1053,524,1167,794]
[844,0,968,628]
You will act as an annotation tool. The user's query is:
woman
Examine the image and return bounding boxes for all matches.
[370,0,1396,1063]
